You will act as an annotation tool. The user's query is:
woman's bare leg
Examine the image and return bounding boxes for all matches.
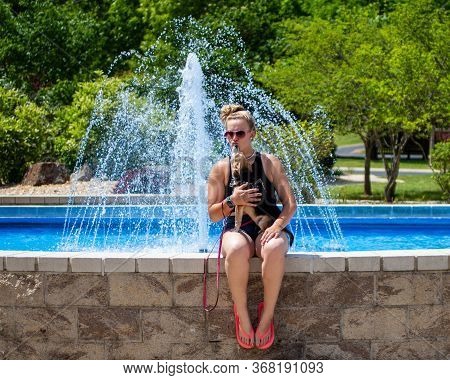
[221,231,254,339]
[254,233,288,343]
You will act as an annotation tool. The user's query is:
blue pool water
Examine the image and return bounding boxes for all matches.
[0,205,449,252]
[0,218,450,252]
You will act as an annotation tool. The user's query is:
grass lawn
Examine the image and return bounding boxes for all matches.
[329,174,443,202]
[335,157,431,170]
[334,133,361,146]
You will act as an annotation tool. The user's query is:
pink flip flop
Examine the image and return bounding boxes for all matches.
[233,304,254,349]
[255,302,274,350]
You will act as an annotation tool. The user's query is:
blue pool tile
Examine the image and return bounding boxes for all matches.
[389,206,413,217]
[431,206,450,217]
[410,206,432,217]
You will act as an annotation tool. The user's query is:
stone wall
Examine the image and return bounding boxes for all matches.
[0,254,449,360]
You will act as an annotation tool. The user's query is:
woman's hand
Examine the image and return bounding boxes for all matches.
[260,223,283,246]
[231,183,261,206]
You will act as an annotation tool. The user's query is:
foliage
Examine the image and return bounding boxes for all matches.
[0,0,144,105]
[52,73,131,171]
[0,87,52,184]
[0,0,448,203]
[258,4,388,196]
[136,17,251,107]
[258,0,449,201]
[374,0,449,201]
[138,0,307,68]
[431,141,450,202]
[0,1,103,94]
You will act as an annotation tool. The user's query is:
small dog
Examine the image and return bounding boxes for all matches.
[230,145,272,231]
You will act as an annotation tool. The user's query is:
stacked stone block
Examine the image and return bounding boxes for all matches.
[0,255,449,359]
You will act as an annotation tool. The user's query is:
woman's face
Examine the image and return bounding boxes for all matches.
[224,118,255,150]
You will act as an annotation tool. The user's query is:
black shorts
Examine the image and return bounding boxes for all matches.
[225,215,294,247]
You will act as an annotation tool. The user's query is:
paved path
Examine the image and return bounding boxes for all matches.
[336,167,433,175]
[334,144,433,185]
[336,143,432,175]
[336,143,365,158]
[336,143,428,161]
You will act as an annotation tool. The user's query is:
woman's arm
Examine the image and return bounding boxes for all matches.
[207,160,234,222]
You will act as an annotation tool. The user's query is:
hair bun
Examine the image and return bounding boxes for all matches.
[220,104,245,124]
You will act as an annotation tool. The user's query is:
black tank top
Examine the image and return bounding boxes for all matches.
[225,152,282,220]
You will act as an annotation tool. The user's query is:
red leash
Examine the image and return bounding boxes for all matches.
[202,229,224,312]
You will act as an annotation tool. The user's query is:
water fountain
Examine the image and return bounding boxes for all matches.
[59,20,345,253]
[172,53,210,251]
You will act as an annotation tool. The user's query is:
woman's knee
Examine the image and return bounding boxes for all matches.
[223,246,251,265]
[260,237,288,261]
[221,233,253,262]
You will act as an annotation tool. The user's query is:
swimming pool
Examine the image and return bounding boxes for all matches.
[0,204,448,361]
[0,205,449,252]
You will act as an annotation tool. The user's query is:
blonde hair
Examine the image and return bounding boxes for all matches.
[220,104,256,131]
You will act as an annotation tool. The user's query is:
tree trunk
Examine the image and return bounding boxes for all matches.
[383,133,409,203]
[384,170,398,203]
[363,138,373,196]
[429,125,435,166]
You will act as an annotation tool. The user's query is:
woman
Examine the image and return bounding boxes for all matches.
[207,104,297,350]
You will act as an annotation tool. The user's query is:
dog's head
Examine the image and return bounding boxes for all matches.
[230,145,250,187]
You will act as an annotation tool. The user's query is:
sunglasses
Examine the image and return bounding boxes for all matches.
[223,130,249,139]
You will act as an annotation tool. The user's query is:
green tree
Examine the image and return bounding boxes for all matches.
[259,0,449,202]
[0,0,144,106]
[0,1,103,95]
[259,5,386,195]
[373,0,449,202]
[138,0,306,68]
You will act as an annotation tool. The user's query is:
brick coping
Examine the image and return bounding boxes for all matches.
[0,249,448,273]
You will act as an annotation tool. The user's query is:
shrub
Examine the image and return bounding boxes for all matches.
[431,140,450,202]
[0,87,53,184]
[52,74,130,171]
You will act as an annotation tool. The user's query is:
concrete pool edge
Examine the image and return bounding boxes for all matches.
[1,249,449,273]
